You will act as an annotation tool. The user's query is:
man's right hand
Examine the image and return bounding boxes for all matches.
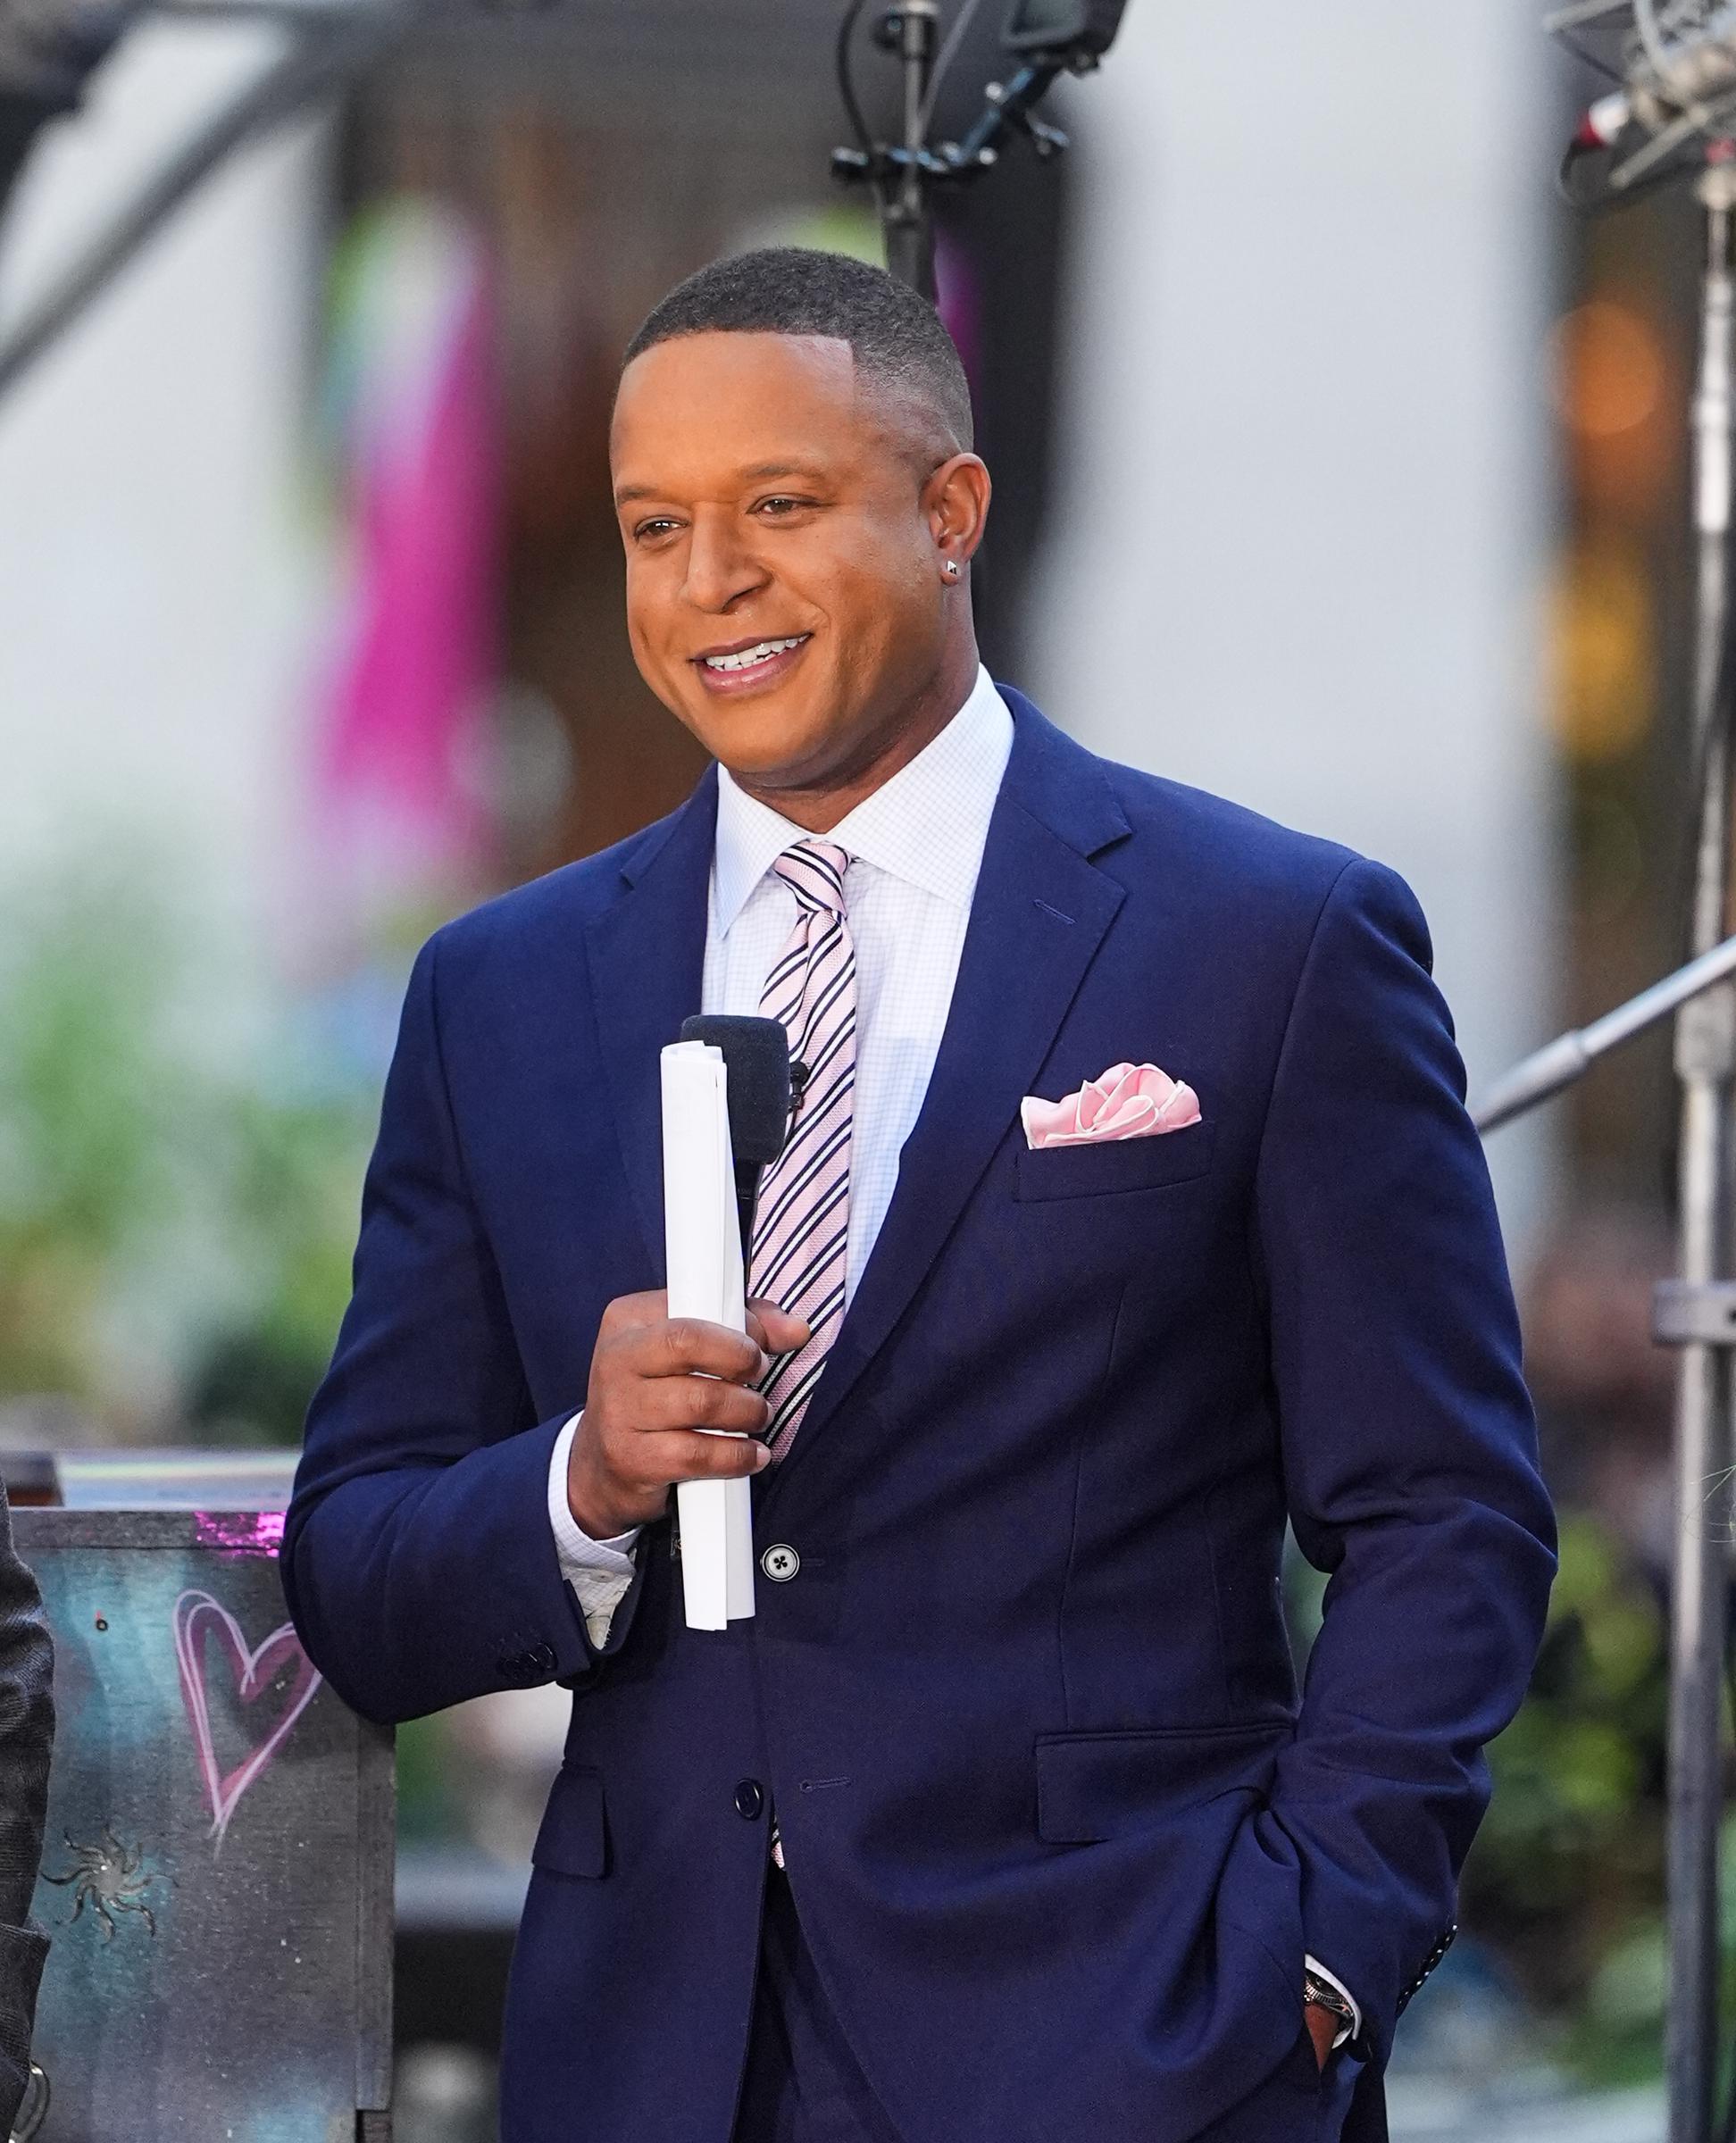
[565,1291,811,1540]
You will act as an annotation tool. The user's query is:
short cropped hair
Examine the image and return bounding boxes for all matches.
[622,246,974,454]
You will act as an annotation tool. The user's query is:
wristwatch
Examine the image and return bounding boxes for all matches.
[1303,1969,1357,2049]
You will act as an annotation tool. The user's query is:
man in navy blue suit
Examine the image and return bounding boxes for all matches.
[284,248,1556,2142]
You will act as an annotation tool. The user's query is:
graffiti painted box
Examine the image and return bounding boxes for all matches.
[14,1496,393,2141]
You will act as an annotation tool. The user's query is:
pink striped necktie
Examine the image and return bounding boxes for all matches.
[748,838,855,1461]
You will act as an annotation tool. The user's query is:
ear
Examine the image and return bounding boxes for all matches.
[922,454,992,581]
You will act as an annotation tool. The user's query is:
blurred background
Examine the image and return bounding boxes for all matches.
[0,0,1707,2135]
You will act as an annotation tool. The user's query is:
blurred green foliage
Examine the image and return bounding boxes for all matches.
[396,1712,468,1845]
[1462,1512,1675,2083]
[0,875,175,1396]
[1290,1511,1691,2083]
[181,1079,378,1443]
[0,867,381,1442]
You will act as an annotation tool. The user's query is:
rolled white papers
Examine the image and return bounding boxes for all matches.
[661,1040,756,1630]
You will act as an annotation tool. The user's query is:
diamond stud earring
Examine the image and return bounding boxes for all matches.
[943,561,962,579]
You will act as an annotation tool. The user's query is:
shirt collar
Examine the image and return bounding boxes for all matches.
[712,663,1014,935]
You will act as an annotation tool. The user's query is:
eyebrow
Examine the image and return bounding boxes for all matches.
[613,460,829,508]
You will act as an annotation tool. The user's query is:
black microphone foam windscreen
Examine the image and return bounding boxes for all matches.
[680,1015,791,1168]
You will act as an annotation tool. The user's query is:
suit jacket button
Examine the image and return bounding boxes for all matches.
[530,1643,557,1675]
[761,1545,799,1582]
[734,1780,764,1821]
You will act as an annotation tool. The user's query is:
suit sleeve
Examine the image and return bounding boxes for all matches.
[0,1484,52,2134]
[1253,858,1556,2061]
[281,932,649,1724]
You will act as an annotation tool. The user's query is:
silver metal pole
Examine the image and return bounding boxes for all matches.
[1473,931,1736,1132]
[146,0,380,18]
[1667,161,1736,2143]
[882,0,938,299]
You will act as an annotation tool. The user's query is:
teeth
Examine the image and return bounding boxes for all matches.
[703,637,805,671]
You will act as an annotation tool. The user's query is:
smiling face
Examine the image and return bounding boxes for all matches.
[610,329,989,823]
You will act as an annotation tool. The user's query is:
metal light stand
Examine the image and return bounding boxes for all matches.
[1665,159,1736,2143]
[831,6,1089,301]
[1475,930,1736,1131]
[1480,153,1736,2143]
[882,0,939,299]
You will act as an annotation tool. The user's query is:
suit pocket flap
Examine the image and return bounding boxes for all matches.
[1014,1122,1215,1201]
[1036,1720,1290,1844]
[531,1764,608,1878]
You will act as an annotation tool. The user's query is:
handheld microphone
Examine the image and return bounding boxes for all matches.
[679,1015,792,1263]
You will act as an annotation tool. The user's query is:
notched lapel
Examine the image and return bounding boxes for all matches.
[771,700,1131,1480]
[583,776,716,1272]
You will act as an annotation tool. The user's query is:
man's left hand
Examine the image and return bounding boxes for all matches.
[1303,2000,1339,2072]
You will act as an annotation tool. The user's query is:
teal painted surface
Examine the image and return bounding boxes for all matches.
[26,1529,368,2139]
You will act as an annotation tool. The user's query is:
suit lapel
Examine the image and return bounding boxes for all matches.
[766,694,1131,1486]
[583,771,717,1272]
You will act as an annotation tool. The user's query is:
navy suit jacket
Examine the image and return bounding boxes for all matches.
[284,689,1555,2143]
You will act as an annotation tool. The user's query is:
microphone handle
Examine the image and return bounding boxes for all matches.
[733,1164,761,1268]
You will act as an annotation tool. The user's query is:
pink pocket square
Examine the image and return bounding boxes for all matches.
[1021,1063,1203,1150]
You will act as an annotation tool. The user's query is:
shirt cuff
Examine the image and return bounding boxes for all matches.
[547,1413,640,1648]
[1304,1955,1362,2048]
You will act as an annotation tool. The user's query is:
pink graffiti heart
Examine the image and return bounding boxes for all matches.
[171,1589,322,1850]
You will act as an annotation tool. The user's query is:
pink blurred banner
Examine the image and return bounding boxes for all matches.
[305,201,501,958]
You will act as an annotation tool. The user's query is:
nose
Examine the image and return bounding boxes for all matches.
[682,506,768,613]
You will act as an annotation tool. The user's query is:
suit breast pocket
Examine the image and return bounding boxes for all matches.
[1014,1122,1216,1202]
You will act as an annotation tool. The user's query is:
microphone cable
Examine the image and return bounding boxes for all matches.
[917,0,992,137]
[836,0,884,218]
